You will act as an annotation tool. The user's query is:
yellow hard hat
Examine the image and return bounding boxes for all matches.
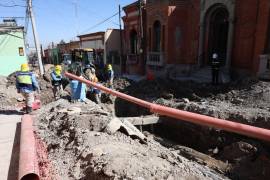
[21,63,29,72]
[107,64,112,70]
[55,65,62,71]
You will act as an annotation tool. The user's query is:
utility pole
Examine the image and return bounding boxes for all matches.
[139,0,144,39]
[139,0,145,74]
[73,0,79,36]
[119,4,124,74]
[27,0,44,75]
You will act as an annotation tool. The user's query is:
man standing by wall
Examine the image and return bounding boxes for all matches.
[211,53,220,85]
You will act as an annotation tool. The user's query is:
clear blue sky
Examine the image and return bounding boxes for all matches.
[0,0,135,48]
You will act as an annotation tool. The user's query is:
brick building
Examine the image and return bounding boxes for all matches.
[123,0,146,75]
[57,41,80,54]
[124,0,270,80]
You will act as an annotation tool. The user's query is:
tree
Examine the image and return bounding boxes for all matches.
[59,39,65,44]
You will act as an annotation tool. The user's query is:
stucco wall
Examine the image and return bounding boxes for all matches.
[0,31,27,76]
[81,40,104,49]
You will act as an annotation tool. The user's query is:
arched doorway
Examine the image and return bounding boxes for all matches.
[130,30,138,54]
[153,20,161,52]
[207,7,229,66]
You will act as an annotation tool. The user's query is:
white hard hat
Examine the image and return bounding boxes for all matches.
[90,67,95,74]
[212,53,218,59]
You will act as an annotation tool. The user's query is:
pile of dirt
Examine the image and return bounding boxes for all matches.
[112,77,270,179]
[114,77,270,129]
[113,77,132,91]
[0,75,22,110]
[34,99,229,179]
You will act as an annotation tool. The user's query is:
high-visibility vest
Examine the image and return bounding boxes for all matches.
[17,72,33,89]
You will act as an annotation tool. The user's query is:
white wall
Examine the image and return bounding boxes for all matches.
[81,40,104,49]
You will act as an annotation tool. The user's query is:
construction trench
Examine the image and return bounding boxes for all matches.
[1,67,270,180]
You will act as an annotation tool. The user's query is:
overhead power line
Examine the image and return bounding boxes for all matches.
[0,16,24,19]
[80,12,119,34]
[0,3,26,7]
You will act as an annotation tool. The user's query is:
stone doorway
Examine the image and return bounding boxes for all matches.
[207,8,229,66]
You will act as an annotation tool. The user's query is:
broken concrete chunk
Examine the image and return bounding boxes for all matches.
[213,147,219,154]
[121,120,146,141]
[182,98,190,103]
[104,118,146,142]
[91,148,105,157]
[17,97,24,102]
[104,118,122,134]
[58,107,82,114]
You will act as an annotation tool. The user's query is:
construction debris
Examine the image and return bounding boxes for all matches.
[1,69,270,179]
[34,99,228,179]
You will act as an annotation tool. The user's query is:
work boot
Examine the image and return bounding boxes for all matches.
[26,106,33,114]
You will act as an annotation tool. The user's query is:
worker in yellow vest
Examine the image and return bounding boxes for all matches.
[16,64,40,113]
[51,65,63,100]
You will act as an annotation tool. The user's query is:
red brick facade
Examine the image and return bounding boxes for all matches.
[124,0,270,77]
[123,1,146,75]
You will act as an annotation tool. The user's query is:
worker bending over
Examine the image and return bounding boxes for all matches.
[51,65,63,100]
[16,63,40,113]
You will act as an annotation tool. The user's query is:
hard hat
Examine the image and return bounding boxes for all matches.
[212,53,218,59]
[107,64,112,70]
[55,65,62,71]
[90,67,95,74]
[21,63,29,72]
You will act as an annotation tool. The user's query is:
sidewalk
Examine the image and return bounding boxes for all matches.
[0,114,21,180]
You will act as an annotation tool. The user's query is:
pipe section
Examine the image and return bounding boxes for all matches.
[65,72,270,142]
[19,115,40,180]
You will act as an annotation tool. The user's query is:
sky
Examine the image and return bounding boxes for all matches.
[0,0,135,48]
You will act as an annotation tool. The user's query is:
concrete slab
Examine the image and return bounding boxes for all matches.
[120,116,161,125]
[0,115,21,180]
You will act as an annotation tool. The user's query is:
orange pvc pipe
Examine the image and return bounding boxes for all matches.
[19,115,40,180]
[65,72,270,142]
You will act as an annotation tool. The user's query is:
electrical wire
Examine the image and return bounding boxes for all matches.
[0,3,26,7]
[80,12,119,34]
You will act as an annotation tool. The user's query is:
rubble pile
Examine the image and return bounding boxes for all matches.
[34,99,228,179]
[115,78,270,127]
[2,67,270,179]
[0,75,22,110]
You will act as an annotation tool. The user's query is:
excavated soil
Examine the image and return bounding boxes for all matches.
[2,68,270,179]
[34,99,228,179]
[0,75,23,113]
[113,77,270,180]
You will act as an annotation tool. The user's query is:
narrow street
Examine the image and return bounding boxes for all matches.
[1,0,270,179]
[0,114,21,180]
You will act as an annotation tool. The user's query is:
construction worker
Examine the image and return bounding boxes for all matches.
[84,66,101,104]
[211,53,220,85]
[16,63,40,113]
[106,64,114,89]
[51,65,63,100]
[83,64,95,81]
[70,70,87,102]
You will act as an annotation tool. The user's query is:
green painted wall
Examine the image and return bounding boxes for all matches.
[0,30,27,76]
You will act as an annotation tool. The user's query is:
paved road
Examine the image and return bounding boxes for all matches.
[0,114,21,180]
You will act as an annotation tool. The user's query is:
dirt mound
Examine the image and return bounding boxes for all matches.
[112,77,270,179]
[113,77,132,91]
[0,75,22,109]
[34,99,228,179]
